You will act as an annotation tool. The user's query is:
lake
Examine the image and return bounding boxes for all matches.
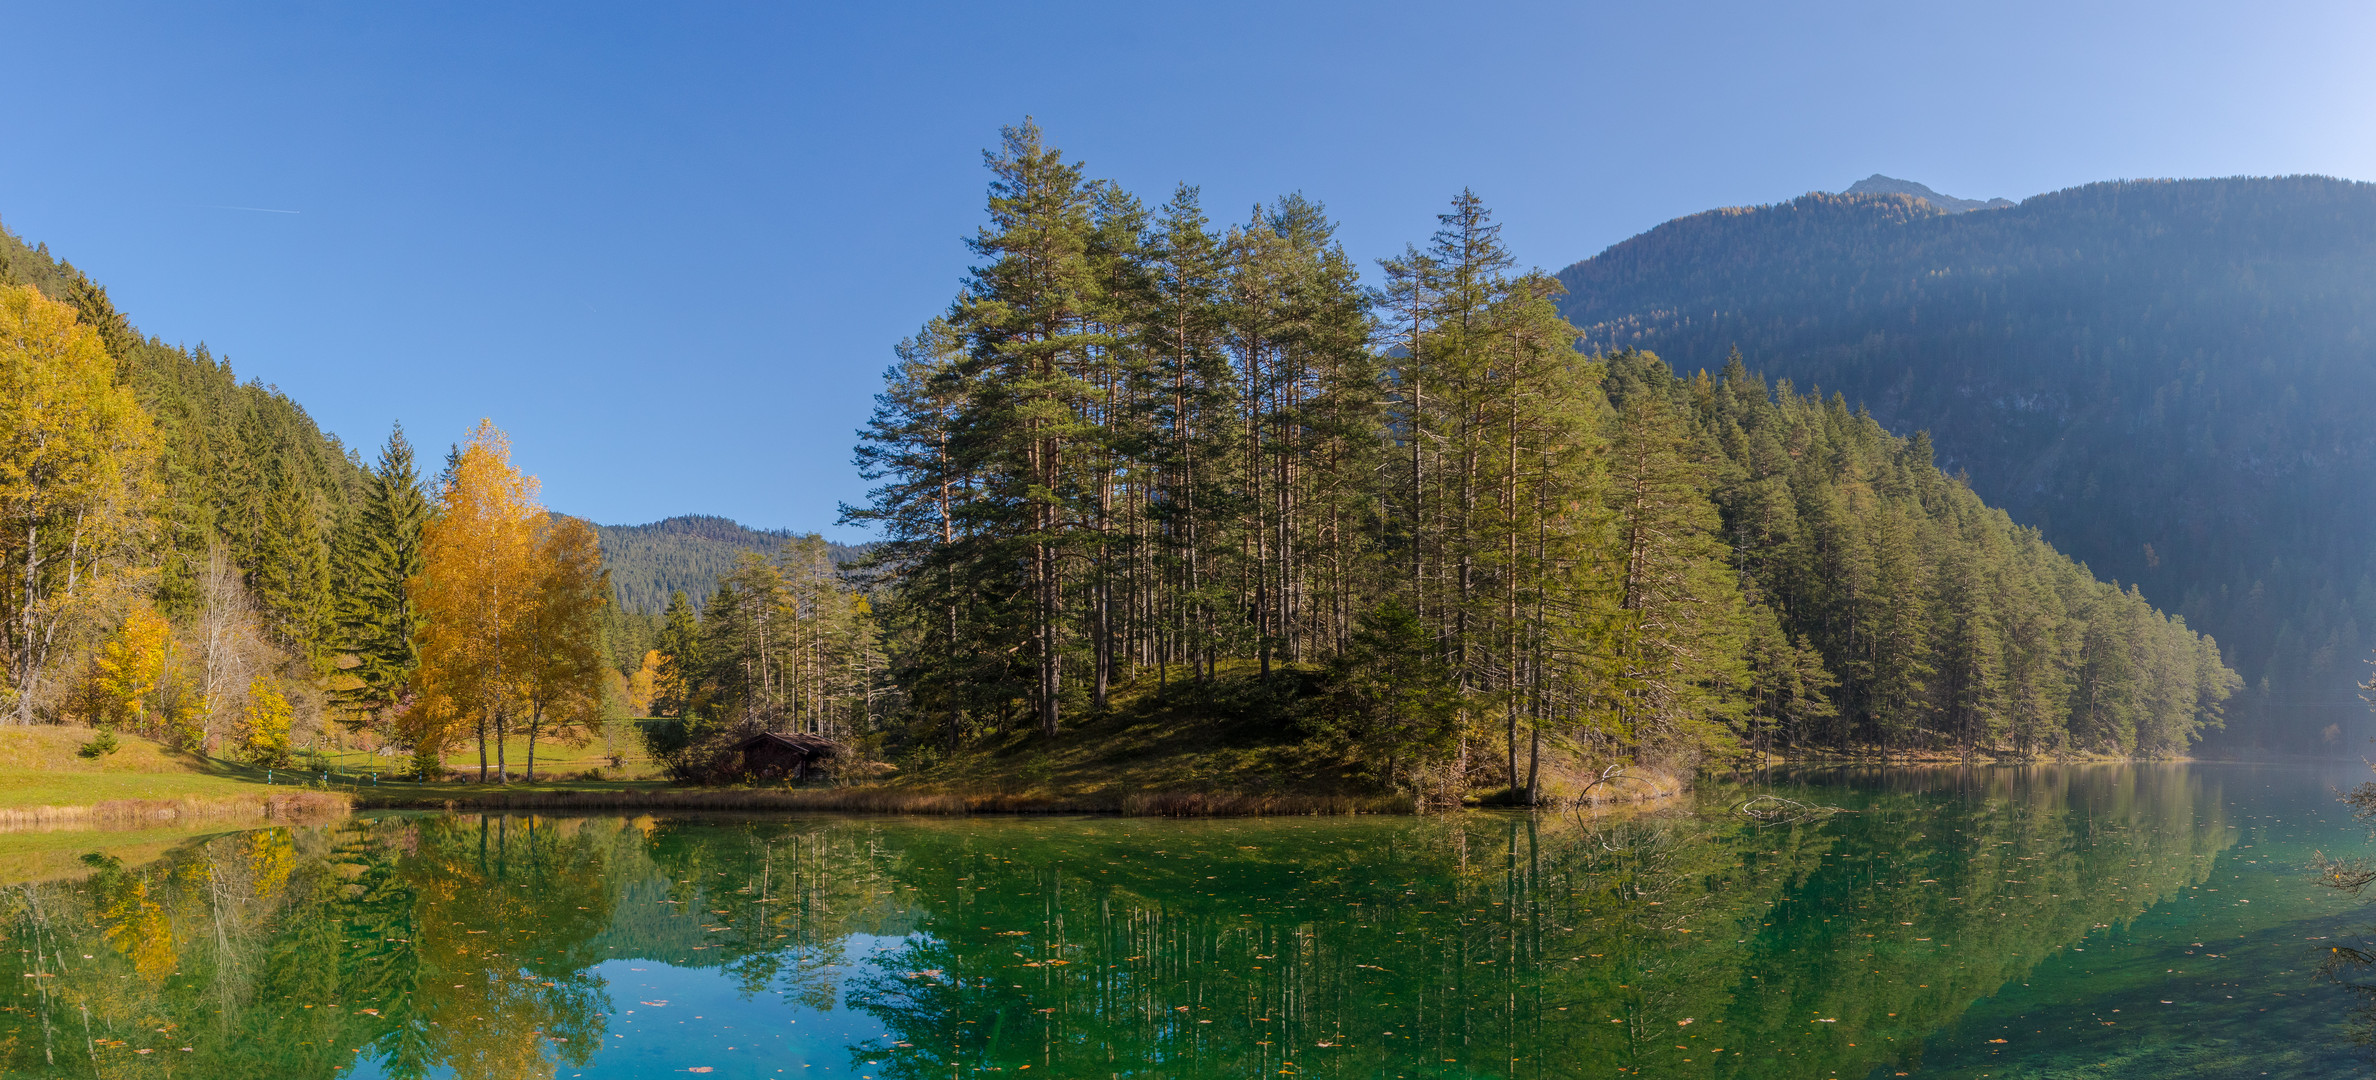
[3,763,2373,1079]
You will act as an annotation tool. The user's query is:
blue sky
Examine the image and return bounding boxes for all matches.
[3,1,2370,537]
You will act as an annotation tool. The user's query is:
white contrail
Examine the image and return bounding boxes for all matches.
[213,205,301,214]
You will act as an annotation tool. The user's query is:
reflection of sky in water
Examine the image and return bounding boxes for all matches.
[16,764,2376,1079]
[349,936,923,1080]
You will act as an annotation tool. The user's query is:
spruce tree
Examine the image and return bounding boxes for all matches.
[654,589,705,719]
[329,425,430,728]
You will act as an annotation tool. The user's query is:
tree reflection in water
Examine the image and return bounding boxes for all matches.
[2314,763,2376,1053]
[0,765,2232,1078]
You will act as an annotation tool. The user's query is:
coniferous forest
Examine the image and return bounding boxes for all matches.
[0,125,2248,801]
[1555,177,2376,752]
[835,123,2237,797]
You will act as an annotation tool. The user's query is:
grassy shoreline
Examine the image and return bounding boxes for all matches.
[351,786,1414,816]
[0,719,2198,828]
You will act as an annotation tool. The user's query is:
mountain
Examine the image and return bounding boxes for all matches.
[1555,175,2376,752]
[590,514,867,614]
[1841,173,2014,213]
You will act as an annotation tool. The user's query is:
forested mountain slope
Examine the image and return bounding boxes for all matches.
[1556,176,2376,751]
[592,514,865,614]
[0,219,363,649]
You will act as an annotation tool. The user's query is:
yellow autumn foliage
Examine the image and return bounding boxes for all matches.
[236,675,293,766]
[0,283,154,723]
[407,420,543,777]
[89,603,171,725]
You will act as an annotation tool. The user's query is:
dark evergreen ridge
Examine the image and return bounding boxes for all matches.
[590,514,867,615]
[1556,176,2376,752]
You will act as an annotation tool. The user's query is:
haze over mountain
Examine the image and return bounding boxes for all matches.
[1556,175,2376,751]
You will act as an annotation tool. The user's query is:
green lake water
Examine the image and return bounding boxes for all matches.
[4,763,2375,1078]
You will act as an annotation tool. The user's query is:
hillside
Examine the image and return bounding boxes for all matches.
[0,220,363,646]
[590,514,867,613]
[1556,175,2376,751]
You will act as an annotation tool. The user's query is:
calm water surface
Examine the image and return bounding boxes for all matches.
[3,763,2374,1079]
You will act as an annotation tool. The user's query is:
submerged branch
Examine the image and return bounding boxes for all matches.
[1737,794,1855,826]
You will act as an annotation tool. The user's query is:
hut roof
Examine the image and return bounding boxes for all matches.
[731,731,846,756]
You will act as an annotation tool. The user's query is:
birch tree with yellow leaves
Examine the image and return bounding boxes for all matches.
[408,421,541,781]
[517,515,608,779]
[0,284,153,724]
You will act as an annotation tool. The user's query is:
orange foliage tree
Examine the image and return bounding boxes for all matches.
[518,515,608,780]
[405,421,610,783]
[407,421,541,781]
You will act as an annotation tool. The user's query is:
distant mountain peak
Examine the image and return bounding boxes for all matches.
[1842,174,2014,213]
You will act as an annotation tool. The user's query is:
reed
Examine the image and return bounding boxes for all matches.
[361,786,1414,817]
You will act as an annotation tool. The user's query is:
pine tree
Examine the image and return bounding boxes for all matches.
[1141,185,1236,685]
[943,120,1105,737]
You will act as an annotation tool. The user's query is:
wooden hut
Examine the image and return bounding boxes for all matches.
[732,732,847,781]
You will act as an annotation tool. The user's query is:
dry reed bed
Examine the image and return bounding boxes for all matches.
[364,787,1415,817]
[0,791,352,833]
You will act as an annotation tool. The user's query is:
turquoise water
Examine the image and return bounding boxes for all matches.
[2,763,2373,1078]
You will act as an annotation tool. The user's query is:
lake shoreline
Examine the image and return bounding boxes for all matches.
[350,767,1695,817]
[353,786,1416,816]
[0,790,351,834]
[1751,750,2195,767]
